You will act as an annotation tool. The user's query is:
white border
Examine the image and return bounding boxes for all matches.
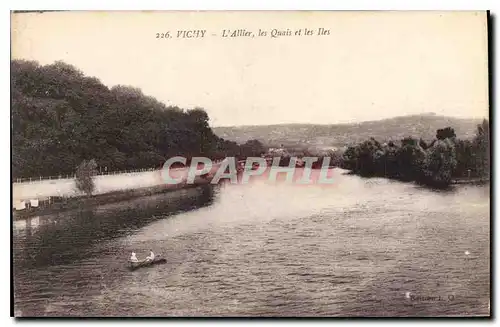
[2,0,496,10]
[3,0,497,326]
[3,0,499,11]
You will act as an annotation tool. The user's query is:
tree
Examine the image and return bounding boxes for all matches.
[241,139,267,157]
[473,119,490,179]
[436,127,456,140]
[422,138,457,187]
[11,59,250,178]
[339,126,462,188]
[75,159,98,196]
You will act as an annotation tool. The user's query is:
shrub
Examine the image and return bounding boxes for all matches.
[75,159,98,196]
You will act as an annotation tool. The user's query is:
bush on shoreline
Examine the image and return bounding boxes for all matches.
[339,120,489,188]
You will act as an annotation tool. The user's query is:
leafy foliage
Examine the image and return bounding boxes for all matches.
[11,60,266,178]
[340,122,489,188]
[75,159,98,196]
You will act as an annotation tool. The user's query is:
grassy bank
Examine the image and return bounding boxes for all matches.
[451,177,490,185]
[12,178,212,220]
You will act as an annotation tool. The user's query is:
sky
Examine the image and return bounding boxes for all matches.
[11,11,489,127]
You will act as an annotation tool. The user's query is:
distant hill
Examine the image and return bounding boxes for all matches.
[212,114,485,150]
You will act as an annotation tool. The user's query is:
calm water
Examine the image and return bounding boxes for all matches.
[13,169,490,317]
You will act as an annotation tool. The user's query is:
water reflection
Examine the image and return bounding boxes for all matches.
[13,185,216,269]
[12,171,490,317]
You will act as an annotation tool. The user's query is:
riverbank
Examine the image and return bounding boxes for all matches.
[451,177,490,185]
[341,170,489,188]
[12,178,213,220]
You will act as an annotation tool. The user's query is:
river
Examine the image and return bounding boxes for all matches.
[12,168,490,317]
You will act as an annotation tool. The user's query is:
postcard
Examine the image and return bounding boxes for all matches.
[11,11,490,317]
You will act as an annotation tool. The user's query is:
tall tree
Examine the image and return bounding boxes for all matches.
[11,60,249,178]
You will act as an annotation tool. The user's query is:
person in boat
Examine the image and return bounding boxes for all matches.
[130,252,138,263]
[145,249,155,262]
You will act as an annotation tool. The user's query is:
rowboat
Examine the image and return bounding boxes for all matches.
[128,256,167,271]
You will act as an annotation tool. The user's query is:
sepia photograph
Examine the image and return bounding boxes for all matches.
[10,10,490,317]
